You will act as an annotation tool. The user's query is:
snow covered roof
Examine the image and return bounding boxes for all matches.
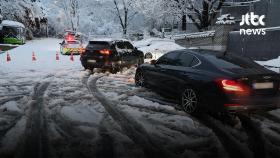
[0,20,25,28]
[133,38,174,47]
[223,0,260,6]
[89,38,129,42]
[170,31,215,40]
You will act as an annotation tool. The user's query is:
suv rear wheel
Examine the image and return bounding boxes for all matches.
[83,64,94,71]
[136,58,144,67]
[145,53,153,59]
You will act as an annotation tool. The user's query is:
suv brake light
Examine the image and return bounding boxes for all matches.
[100,49,112,55]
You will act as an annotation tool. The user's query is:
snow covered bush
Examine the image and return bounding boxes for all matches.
[0,0,47,39]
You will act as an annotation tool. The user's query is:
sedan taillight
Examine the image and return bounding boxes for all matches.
[216,79,249,95]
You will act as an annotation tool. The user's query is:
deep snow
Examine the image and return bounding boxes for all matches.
[0,38,280,158]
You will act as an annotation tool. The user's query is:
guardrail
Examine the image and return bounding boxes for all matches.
[166,31,215,40]
[223,0,261,6]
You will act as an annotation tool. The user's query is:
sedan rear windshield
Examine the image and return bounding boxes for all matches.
[88,41,110,50]
[205,54,262,69]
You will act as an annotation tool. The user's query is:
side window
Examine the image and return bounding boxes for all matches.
[156,51,180,65]
[178,53,199,67]
[156,55,168,65]
[116,42,125,49]
[123,41,134,49]
[190,57,200,67]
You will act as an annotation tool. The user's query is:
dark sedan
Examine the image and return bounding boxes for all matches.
[135,49,280,114]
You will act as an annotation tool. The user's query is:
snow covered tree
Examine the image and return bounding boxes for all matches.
[60,0,80,31]
[0,14,2,23]
[163,0,225,31]
[0,0,47,38]
[134,0,169,31]
[187,0,225,31]
[113,0,138,36]
[163,0,191,31]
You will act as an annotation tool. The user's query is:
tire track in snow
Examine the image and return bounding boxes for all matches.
[0,113,22,141]
[95,114,115,158]
[88,70,262,158]
[16,82,50,158]
[91,71,245,158]
[81,71,116,158]
[87,75,174,158]
[259,112,280,124]
[50,110,96,158]
[238,114,266,158]
[130,91,270,158]
[193,114,253,158]
[0,96,23,105]
[253,113,280,157]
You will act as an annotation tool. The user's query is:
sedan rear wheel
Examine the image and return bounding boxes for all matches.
[181,88,198,114]
[135,71,145,87]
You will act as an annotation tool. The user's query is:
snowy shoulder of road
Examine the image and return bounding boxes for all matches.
[256,56,280,72]
[0,38,82,74]
[134,38,185,58]
[256,56,280,67]
[133,38,175,47]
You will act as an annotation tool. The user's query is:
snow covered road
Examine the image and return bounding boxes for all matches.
[0,38,280,158]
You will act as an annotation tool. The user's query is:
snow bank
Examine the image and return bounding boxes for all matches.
[133,38,174,48]
[60,105,103,124]
[256,56,280,73]
[0,38,83,74]
[134,38,185,60]
[0,101,22,113]
[170,31,215,40]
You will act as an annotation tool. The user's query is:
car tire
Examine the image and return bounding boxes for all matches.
[136,58,144,67]
[181,87,199,114]
[110,68,119,74]
[145,53,153,59]
[83,65,94,71]
[135,70,145,87]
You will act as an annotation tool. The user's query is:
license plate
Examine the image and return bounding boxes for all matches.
[87,60,96,63]
[253,82,274,89]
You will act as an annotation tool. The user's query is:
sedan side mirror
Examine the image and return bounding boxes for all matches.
[150,60,157,65]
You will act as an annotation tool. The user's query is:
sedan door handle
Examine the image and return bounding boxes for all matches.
[160,69,166,72]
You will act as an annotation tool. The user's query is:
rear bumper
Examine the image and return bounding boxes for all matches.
[80,57,122,69]
[62,51,80,55]
[225,95,280,112]
[225,104,280,113]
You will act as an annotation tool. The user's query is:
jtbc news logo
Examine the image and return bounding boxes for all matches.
[240,12,266,36]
